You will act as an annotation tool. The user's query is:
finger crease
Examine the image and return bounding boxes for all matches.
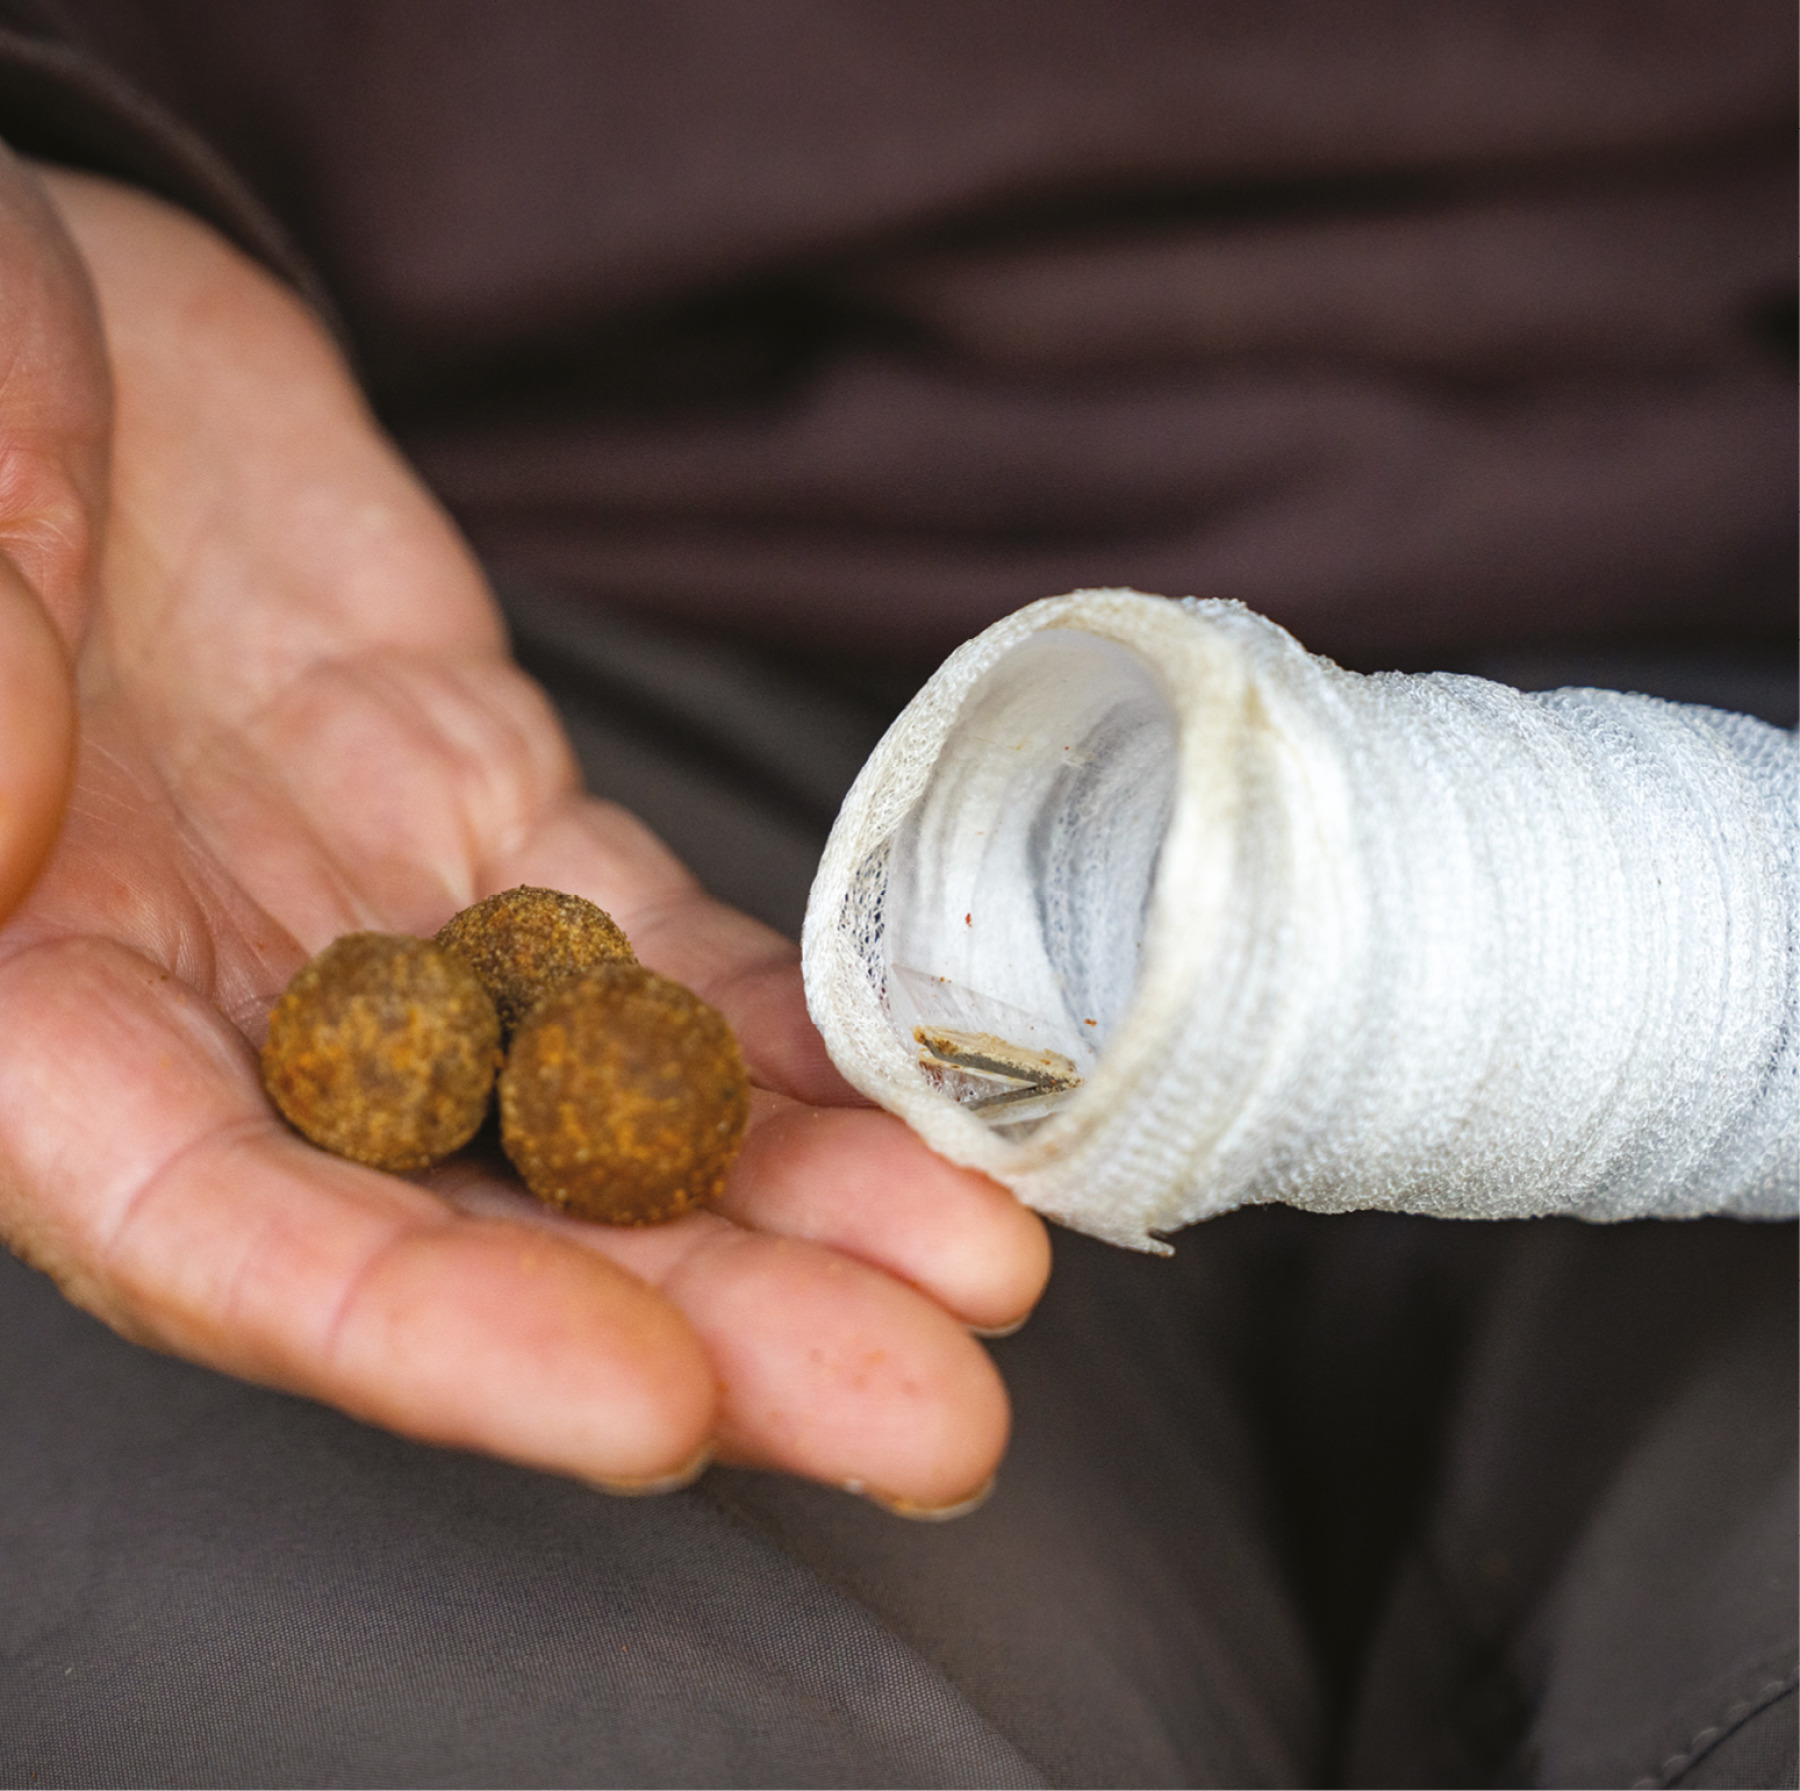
[99,1111,280,1276]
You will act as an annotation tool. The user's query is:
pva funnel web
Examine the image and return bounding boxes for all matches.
[802,592,1796,1250]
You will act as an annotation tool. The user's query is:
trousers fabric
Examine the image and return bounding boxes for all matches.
[1,601,1793,1787]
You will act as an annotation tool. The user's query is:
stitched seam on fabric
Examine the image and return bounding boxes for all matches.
[1633,1665,1799,1789]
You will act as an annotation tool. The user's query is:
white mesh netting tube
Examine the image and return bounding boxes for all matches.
[801,591,1797,1251]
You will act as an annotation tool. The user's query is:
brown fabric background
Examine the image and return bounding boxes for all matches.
[35,0,1799,667]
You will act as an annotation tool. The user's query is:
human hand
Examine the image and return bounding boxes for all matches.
[0,168,1048,1511]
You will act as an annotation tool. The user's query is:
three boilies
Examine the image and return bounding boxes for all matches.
[260,887,750,1225]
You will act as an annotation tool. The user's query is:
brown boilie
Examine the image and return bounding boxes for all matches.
[261,933,502,1172]
[499,961,750,1226]
[435,886,636,1038]
[262,896,745,1224]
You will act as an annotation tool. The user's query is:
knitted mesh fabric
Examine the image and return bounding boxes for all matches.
[801,592,1796,1249]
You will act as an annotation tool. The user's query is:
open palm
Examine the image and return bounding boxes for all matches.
[0,168,1047,1511]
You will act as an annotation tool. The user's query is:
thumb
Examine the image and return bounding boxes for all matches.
[0,147,111,645]
[0,148,112,920]
[0,554,74,917]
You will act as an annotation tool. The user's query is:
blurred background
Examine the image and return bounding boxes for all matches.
[37,0,1800,929]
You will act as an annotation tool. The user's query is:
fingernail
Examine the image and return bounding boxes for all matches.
[861,1476,996,1521]
[968,1314,1028,1340]
[589,1443,713,1498]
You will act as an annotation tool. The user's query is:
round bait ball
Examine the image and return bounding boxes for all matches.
[500,962,750,1226]
[436,886,635,1035]
[262,933,502,1172]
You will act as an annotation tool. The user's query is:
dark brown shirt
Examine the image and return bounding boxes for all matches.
[3,0,1793,664]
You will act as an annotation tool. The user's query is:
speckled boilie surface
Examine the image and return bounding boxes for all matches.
[262,933,503,1172]
[499,962,749,1225]
[437,886,636,1036]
